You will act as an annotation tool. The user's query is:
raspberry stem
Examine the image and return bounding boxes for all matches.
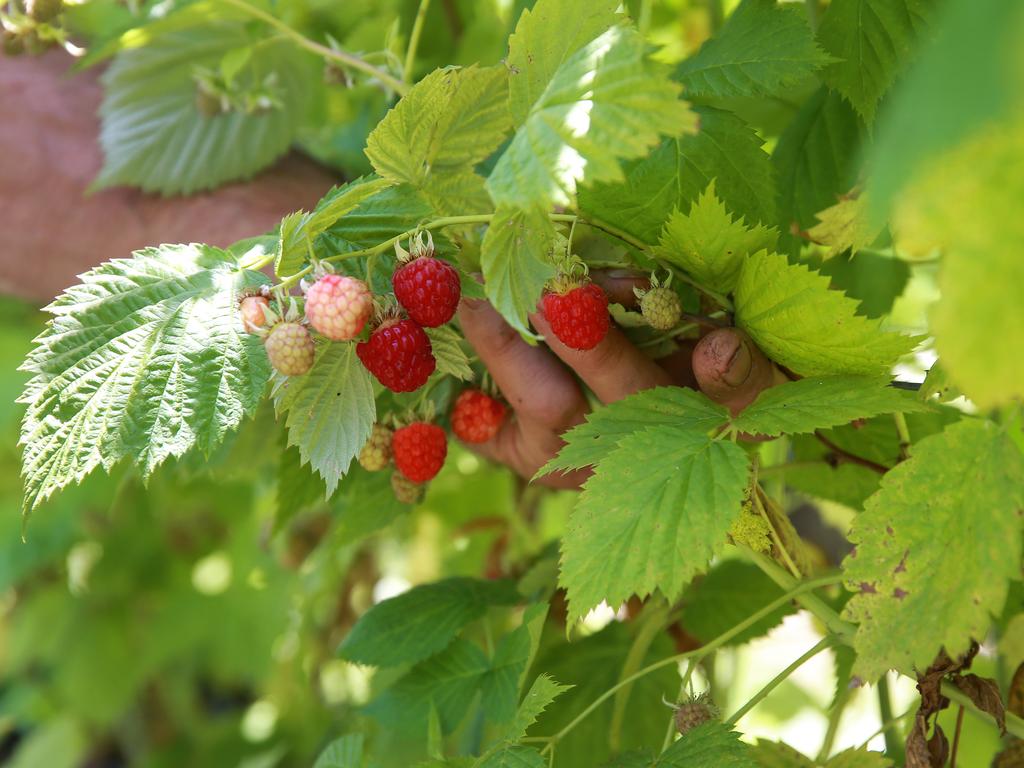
[220,0,410,95]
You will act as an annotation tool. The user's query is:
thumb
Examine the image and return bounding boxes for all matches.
[691,328,788,415]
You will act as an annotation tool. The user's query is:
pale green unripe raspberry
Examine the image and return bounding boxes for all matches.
[391,472,424,505]
[358,424,394,471]
[305,274,372,341]
[640,287,682,331]
[265,322,315,376]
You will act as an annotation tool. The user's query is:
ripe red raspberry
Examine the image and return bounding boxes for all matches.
[541,282,610,351]
[356,319,436,392]
[265,322,315,376]
[240,295,270,333]
[305,274,372,341]
[392,256,461,327]
[392,422,447,483]
[451,389,507,444]
[358,423,393,471]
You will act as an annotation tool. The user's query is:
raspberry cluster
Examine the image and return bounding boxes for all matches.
[241,237,462,392]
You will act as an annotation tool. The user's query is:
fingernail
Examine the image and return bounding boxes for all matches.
[722,337,752,386]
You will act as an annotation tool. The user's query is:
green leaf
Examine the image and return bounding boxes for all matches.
[842,419,1024,681]
[276,177,392,277]
[365,65,510,215]
[579,107,775,245]
[482,604,549,723]
[475,746,545,768]
[655,722,752,766]
[319,185,453,262]
[538,387,729,477]
[730,376,929,437]
[825,750,893,768]
[313,734,364,768]
[675,0,831,98]
[505,674,572,742]
[275,441,329,531]
[20,244,269,513]
[681,560,795,646]
[425,326,473,381]
[773,88,863,242]
[487,25,696,210]
[505,0,621,125]
[94,23,315,195]
[656,181,778,294]
[560,426,750,623]
[529,623,681,767]
[480,205,556,336]
[365,638,492,734]
[338,577,520,668]
[806,194,884,259]
[271,343,375,497]
[734,251,918,376]
[366,65,510,185]
[817,0,934,124]
[751,742,813,767]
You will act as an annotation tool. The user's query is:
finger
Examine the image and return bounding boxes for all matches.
[458,298,587,431]
[655,340,699,389]
[590,269,649,308]
[692,328,788,415]
[467,417,590,490]
[531,312,673,404]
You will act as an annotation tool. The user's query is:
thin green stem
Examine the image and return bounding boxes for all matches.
[817,684,851,762]
[609,601,671,752]
[708,0,725,30]
[238,251,276,272]
[744,549,856,642]
[539,573,845,755]
[856,705,914,750]
[219,0,409,95]
[804,0,820,32]
[726,636,834,725]
[403,0,431,83]
[751,482,801,579]
[893,412,912,461]
[877,675,902,763]
[638,0,653,34]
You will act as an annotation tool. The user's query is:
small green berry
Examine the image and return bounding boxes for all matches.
[358,424,394,472]
[639,286,682,331]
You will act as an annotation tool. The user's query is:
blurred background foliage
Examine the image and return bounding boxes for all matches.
[4,0,1024,765]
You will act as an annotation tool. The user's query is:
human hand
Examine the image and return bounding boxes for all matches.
[458,272,788,488]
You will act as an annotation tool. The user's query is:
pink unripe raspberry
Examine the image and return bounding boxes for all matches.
[240,295,270,333]
[265,322,315,376]
[305,274,372,341]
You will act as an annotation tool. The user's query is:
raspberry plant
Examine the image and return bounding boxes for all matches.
[9,0,1024,766]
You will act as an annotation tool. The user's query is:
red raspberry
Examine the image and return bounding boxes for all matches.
[392,422,448,482]
[392,256,461,327]
[451,389,507,444]
[356,319,436,392]
[305,274,372,341]
[240,295,270,333]
[541,282,610,351]
[265,322,315,376]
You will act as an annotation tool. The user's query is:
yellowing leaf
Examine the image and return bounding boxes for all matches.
[807,193,884,259]
[656,181,778,293]
[734,251,918,376]
[842,419,1024,681]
